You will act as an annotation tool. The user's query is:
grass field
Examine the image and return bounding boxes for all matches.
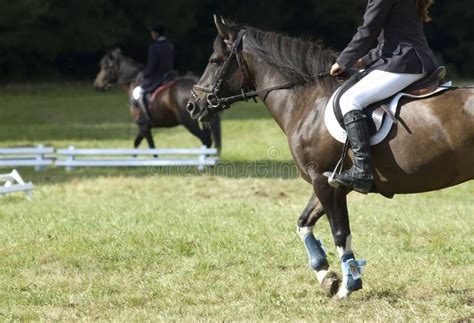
[0,83,473,321]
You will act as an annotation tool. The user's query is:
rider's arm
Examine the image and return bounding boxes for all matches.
[337,0,394,71]
[359,42,382,68]
[143,44,160,78]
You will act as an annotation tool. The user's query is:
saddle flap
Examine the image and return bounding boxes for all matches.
[370,107,386,133]
[362,102,391,136]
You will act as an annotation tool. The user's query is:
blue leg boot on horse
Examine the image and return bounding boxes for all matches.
[297,226,340,296]
[335,234,367,299]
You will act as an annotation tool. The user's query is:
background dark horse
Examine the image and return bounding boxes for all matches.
[94,48,221,151]
[187,17,474,299]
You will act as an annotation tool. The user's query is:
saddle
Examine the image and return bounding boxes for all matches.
[149,70,179,103]
[325,66,451,145]
[137,71,179,126]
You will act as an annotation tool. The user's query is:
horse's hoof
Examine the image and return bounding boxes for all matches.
[320,271,340,297]
[332,279,363,301]
[333,287,351,301]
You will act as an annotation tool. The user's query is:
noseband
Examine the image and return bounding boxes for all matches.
[192,30,330,112]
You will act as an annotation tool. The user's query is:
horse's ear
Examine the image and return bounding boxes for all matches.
[214,14,237,43]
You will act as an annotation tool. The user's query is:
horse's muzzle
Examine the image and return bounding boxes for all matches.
[186,101,196,114]
[93,84,108,92]
[187,100,202,120]
[187,100,213,122]
[186,101,198,118]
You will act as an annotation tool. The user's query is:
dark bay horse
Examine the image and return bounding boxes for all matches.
[93,48,221,151]
[186,17,474,299]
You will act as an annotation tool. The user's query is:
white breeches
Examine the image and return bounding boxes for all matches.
[132,86,144,101]
[339,70,425,116]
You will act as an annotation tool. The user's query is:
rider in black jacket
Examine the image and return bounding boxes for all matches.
[132,22,175,123]
[324,0,438,194]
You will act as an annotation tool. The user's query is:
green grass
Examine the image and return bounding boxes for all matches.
[0,83,473,321]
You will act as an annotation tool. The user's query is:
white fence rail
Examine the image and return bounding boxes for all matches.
[0,145,54,170]
[0,145,219,170]
[55,146,219,170]
[0,169,33,199]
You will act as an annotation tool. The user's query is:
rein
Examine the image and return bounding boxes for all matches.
[217,75,328,107]
[192,30,330,111]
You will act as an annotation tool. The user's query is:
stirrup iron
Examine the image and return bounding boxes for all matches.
[326,139,350,187]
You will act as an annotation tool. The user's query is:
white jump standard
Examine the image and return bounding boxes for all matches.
[0,169,33,200]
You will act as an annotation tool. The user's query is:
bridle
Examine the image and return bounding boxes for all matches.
[191,30,253,111]
[98,59,118,90]
[191,30,329,113]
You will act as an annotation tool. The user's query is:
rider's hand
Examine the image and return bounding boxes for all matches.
[330,63,344,76]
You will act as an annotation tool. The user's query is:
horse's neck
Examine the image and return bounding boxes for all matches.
[118,59,141,85]
[249,56,330,134]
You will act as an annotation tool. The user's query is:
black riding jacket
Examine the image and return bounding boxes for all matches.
[142,37,175,92]
[337,0,438,74]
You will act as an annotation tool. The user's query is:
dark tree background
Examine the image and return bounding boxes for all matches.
[0,0,473,81]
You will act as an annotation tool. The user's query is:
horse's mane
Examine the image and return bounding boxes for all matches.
[242,27,339,92]
[119,54,143,69]
[110,49,143,68]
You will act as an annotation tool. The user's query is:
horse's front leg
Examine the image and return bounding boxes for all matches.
[138,125,158,158]
[314,180,366,300]
[133,132,144,149]
[297,193,340,296]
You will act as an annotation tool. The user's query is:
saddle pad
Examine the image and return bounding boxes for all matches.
[150,81,177,102]
[324,82,452,145]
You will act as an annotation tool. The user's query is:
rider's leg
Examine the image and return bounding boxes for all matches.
[339,70,425,115]
[325,70,425,194]
[132,86,144,107]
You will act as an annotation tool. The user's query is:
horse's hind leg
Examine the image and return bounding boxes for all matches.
[143,127,156,149]
[297,193,340,296]
[314,181,366,300]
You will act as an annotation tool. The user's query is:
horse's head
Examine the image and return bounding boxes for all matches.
[186,16,254,122]
[93,48,122,91]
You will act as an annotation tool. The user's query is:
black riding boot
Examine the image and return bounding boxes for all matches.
[137,93,151,125]
[324,110,373,194]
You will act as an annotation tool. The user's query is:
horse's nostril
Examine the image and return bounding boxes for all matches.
[186,101,196,113]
